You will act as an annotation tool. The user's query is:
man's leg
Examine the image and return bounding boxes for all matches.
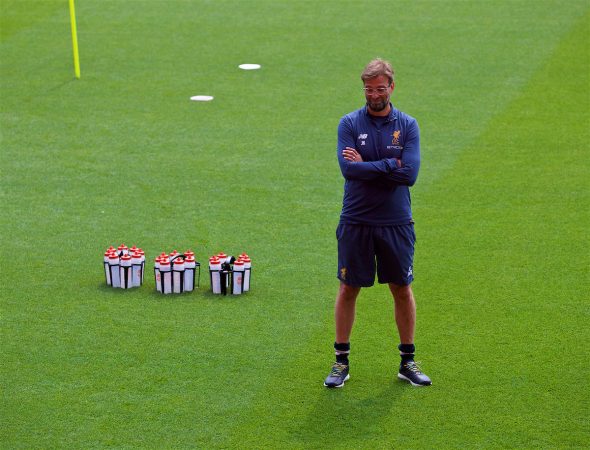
[389,283,415,344]
[389,283,431,386]
[326,223,374,388]
[335,282,361,343]
[324,283,361,388]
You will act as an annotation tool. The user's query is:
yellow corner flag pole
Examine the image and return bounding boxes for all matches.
[69,0,81,79]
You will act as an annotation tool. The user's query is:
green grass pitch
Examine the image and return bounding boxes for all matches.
[1,0,588,448]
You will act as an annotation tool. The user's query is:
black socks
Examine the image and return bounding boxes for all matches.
[334,342,350,365]
[398,343,415,363]
[333,342,415,365]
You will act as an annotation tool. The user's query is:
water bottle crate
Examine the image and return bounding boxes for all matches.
[209,253,252,295]
[103,244,145,289]
[154,250,200,294]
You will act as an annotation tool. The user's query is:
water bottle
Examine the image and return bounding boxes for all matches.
[173,258,185,294]
[119,254,132,289]
[154,256,162,293]
[160,258,172,294]
[104,250,113,285]
[109,253,121,288]
[138,249,145,284]
[184,255,196,292]
[209,256,222,294]
[131,252,142,287]
[232,259,245,295]
[241,256,251,292]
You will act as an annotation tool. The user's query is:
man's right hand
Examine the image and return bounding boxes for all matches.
[342,147,363,162]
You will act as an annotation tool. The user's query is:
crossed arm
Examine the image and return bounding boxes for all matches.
[337,118,420,187]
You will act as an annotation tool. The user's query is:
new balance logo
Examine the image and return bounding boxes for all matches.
[358,134,368,139]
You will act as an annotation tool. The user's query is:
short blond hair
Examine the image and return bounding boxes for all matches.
[361,58,395,85]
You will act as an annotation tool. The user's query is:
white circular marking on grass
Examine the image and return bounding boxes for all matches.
[190,95,214,102]
[238,64,261,70]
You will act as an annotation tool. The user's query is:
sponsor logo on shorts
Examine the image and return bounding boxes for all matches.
[340,267,348,280]
[407,265,413,278]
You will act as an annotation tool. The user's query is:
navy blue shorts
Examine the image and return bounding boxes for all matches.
[336,223,415,287]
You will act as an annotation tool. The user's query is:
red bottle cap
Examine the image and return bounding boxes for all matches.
[160,258,170,266]
[174,258,184,265]
[185,256,195,262]
[121,254,132,261]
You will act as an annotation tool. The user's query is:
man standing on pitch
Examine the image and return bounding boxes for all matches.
[324,58,431,388]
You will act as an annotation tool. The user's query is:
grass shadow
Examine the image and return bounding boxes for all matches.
[47,78,78,92]
[290,378,407,447]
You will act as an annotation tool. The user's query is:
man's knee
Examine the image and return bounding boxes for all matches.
[339,282,361,301]
[389,282,413,301]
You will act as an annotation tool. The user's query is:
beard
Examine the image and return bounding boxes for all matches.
[367,98,389,112]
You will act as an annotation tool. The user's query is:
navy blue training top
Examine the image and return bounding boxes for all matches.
[337,104,420,226]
